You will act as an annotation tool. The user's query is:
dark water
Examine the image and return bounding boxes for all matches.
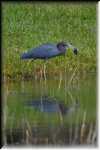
[3,73,97,146]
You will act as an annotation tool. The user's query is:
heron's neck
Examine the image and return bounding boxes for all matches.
[57,45,66,53]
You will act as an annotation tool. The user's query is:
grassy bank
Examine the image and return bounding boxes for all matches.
[2,2,96,79]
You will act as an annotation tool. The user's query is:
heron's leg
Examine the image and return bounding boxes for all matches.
[43,62,46,80]
[31,58,34,63]
[43,59,48,81]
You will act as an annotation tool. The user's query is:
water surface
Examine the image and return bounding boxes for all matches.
[3,73,97,146]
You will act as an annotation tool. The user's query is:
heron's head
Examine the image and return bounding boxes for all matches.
[57,41,78,55]
[57,42,67,53]
[66,42,78,55]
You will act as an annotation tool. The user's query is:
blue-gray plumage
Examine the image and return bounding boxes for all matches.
[21,42,78,60]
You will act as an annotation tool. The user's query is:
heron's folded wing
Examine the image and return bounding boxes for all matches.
[28,44,58,58]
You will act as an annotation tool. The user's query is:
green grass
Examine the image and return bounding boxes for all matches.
[2,2,96,79]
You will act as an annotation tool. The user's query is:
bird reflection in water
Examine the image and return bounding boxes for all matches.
[25,95,79,115]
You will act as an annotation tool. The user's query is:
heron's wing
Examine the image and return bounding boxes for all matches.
[21,43,61,59]
[27,43,59,58]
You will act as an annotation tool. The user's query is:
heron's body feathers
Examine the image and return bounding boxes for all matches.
[21,43,62,59]
[21,42,78,60]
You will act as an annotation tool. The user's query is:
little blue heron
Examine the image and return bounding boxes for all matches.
[21,42,78,79]
[21,42,78,60]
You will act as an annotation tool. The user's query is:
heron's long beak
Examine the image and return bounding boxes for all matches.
[73,48,78,55]
[66,43,78,55]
